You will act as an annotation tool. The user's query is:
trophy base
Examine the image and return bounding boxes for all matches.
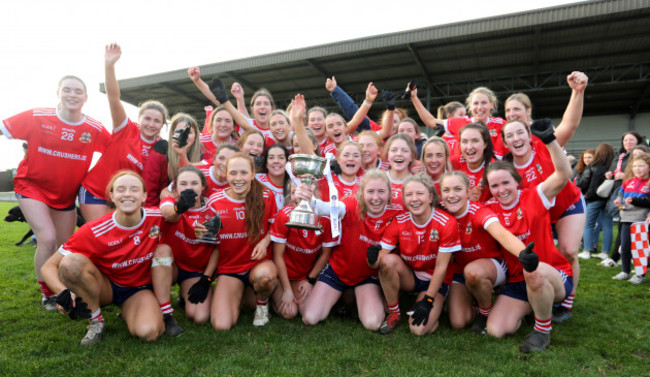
[284,221,322,231]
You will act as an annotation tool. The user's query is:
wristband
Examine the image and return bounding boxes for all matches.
[307,276,317,285]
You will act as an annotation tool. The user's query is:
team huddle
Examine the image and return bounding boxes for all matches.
[1,43,591,352]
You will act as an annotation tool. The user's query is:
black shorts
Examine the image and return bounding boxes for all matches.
[110,281,153,305]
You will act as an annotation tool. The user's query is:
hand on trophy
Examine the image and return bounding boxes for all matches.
[295,182,315,202]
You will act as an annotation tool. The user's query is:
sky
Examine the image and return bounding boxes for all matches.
[0,0,580,170]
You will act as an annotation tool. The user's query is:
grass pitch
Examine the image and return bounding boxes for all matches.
[0,202,648,376]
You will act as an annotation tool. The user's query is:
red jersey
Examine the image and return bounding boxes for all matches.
[320,136,356,158]
[388,174,406,208]
[249,119,272,139]
[270,206,336,280]
[160,197,217,273]
[58,208,165,287]
[451,156,492,203]
[318,138,329,154]
[380,210,460,277]
[1,108,109,208]
[441,133,460,161]
[256,173,286,210]
[207,189,277,274]
[485,185,573,283]
[328,196,403,285]
[196,163,230,196]
[318,174,361,201]
[452,201,501,269]
[369,119,381,132]
[82,118,156,199]
[142,147,168,207]
[445,116,507,160]
[514,140,582,222]
[199,134,238,164]
[321,141,337,158]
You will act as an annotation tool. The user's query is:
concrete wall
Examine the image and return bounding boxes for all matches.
[563,112,650,157]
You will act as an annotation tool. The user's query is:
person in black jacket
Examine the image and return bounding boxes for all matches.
[577,143,615,260]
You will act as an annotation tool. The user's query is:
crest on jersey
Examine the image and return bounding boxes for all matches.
[79,132,91,143]
[429,229,439,242]
[149,225,160,238]
[517,208,523,220]
[489,129,497,137]
[536,163,543,175]
[465,222,472,234]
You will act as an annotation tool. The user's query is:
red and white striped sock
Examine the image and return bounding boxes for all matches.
[38,281,55,299]
[159,301,173,315]
[478,305,492,317]
[560,294,574,310]
[256,297,269,306]
[91,309,104,323]
[387,302,400,316]
[534,316,552,334]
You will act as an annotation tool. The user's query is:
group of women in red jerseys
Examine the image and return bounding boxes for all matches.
[1,42,590,352]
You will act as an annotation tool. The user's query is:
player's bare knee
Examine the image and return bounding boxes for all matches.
[378,254,399,274]
[486,323,506,338]
[450,314,470,330]
[254,275,278,294]
[153,244,172,258]
[361,315,382,332]
[464,268,482,287]
[59,254,86,283]
[190,310,210,326]
[211,316,233,331]
[524,271,545,292]
[301,310,320,326]
[134,322,163,342]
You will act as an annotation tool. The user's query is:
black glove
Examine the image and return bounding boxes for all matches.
[401,80,418,100]
[174,189,197,214]
[410,294,434,326]
[366,244,381,266]
[253,155,265,172]
[55,288,74,311]
[202,214,222,236]
[530,118,556,144]
[173,125,192,148]
[382,91,396,110]
[68,297,92,320]
[329,159,342,176]
[518,242,539,273]
[210,76,228,104]
[432,124,445,137]
[153,139,168,155]
[188,275,213,304]
[56,289,91,319]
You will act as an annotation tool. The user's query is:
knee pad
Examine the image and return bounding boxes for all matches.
[151,257,173,267]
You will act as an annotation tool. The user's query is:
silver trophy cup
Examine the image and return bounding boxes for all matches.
[285,154,327,230]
